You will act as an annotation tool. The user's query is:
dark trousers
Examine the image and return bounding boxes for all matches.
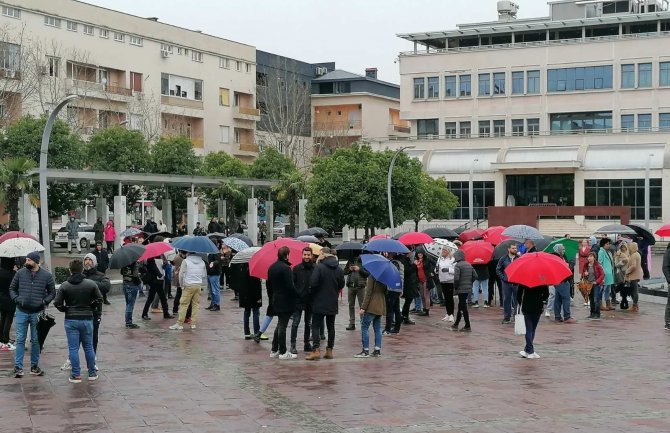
[106,241,114,253]
[384,291,402,332]
[628,280,640,304]
[172,286,192,318]
[290,306,311,345]
[93,315,101,353]
[271,313,292,355]
[441,282,455,315]
[665,291,670,325]
[524,312,542,354]
[0,309,15,344]
[311,313,335,349]
[151,280,167,309]
[347,286,365,326]
[401,296,413,318]
[454,293,470,327]
[243,307,260,335]
[142,280,170,317]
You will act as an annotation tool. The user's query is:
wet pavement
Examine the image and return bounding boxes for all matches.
[1,286,669,433]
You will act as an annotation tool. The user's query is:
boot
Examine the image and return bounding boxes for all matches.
[303,342,312,352]
[205,303,214,311]
[605,301,613,311]
[601,301,607,311]
[102,293,110,305]
[324,348,333,359]
[305,348,321,361]
[632,304,639,312]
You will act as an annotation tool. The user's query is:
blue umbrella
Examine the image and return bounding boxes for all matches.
[222,236,250,252]
[361,254,402,292]
[171,235,219,254]
[363,239,410,254]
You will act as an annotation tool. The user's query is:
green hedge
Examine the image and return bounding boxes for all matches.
[54,267,69,284]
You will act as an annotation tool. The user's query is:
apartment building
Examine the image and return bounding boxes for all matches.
[395,0,670,228]
[0,0,258,157]
[311,68,410,155]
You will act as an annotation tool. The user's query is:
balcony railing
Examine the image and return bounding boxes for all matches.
[238,142,260,152]
[161,95,204,110]
[389,123,411,134]
[106,84,132,96]
[313,120,362,131]
[237,106,261,116]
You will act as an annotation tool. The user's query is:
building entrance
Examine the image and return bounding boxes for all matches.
[505,174,574,206]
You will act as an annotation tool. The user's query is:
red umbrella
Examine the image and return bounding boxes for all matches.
[504,252,572,287]
[0,231,38,244]
[655,224,670,237]
[249,238,308,280]
[398,232,433,246]
[460,240,494,264]
[369,234,390,241]
[137,242,174,262]
[482,226,510,246]
[459,228,485,243]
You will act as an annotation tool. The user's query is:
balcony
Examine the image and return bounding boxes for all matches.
[313,120,362,136]
[239,142,260,152]
[0,68,20,80]
[161,95,204,110]
[191,138,204,148]
[389,123,411,134]
[106,84,132,97]
[233,105,261,121]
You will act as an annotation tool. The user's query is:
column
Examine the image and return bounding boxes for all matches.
[247,198,258,246]
[573,171,585,225]
[113,196,127,251]
[19,194,39,240]
[217,199,227,224]
[342,225,351,242]
[187,197,198,236]
[298,199,308,233]
[265,200,274,242]
[162,199,172,233]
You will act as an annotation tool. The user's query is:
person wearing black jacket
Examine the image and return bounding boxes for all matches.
[267,246,298,360]
[0,257,16,350]
[206,253,222,311]
[54,259,102,383]
[290,247,315,354]
[83,254,110,355]
[662,243,670,330]
[517,284,549,359]
[306,248,345,361]
[232,262,262,338]
[91,242,110,304]
[397,253,419,325]
[141,258,174,320]
[472,263,490,308]
[344,253,369,330]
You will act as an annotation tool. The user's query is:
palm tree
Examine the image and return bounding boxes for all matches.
[0,157,37,231]
[214,181,247,230]
[274,171,306,237]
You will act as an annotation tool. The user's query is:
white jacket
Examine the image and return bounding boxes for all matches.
[179,254,207,287]
[436,256,455,283]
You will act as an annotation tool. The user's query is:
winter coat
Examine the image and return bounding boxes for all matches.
[104,223,116,242]
[207,221,221,234]
[9,267,56,313]
[83,268,110,318]
[453,250,476,295]
[207,254,222,276]
[597,248,615,286]
[93,220,104,242]
[584,261,605,285]
[550,252,572,285]
[0,260,16,313]
[66,220,79,239]
[396,254,419,299]
[435,256,455,283]
[344,256,369,289]
[614,249,629,284]
[179,255,207,287]
[172,255,183,287]
[267,258,297,314]
[578,245,590,274]
[663,245,670,283]
[121,262,141,285]
[309,255,345,315]
[91,248,109,273]
[230,263,262,310]
[54,273,102,320]
[625,242,643,281]
[292,261,315,310]
[361,276,387,316]
[472,263,489,281]
[496,254,518,285]
[517,284,549,315]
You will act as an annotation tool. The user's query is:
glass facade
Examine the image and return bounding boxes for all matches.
[621,114,634,131]
[661,62,670,86]
[417,119,438,138]
[445,122,457,138]
[527,118,540,135]
[427,76,439,98]
[512,71,524,94]
[493,119,505,137]
[493,72,505,95]
[478,120,490,137]
[550,111,612,132]
[547,65,613,92]
[445,75,456,98]
[621,64,635,88]
[585,179,662,220]
[660,113,670,130]
[448,181,495,220]
[527,70,540,93]
[459,121,471,138]
[459,75,471,96]
[478,74,490,96]
[638,113,652,131]
[512,119,524,135]
[413,77,424,99]
[506,174,574,206]
[638,63,652,88]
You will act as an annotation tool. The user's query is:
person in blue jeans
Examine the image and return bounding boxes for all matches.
[206,253,222,312]
[550,244,576,323]
[517,284,549,359]
[584,252,605,320]
[9,252,56,378]
[54,259,102,383]
[355,276,387,358]
[496,243,519,324]
[121,262,141,329]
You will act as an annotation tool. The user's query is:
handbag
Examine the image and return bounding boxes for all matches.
[514,292,526,336]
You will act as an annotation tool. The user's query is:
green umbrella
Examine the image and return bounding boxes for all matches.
[544,238,579,259]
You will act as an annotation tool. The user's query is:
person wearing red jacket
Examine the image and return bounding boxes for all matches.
[583,252,605,320]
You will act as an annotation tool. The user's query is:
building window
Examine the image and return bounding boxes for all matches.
[621,114,635,131]
[478,120,491,137]
[219,125,230,143]
[46,56,60,77]
[445,75,456,98]
[44,15,61,28]
[660,113,670,130]
[478,74,490,96]
[493,72,505,95]
[83,25,94,35]
[638,63,652,88]
[547,65,613,92]
[236,61,241,71]
[130,71,142,92]
[427,76,439,99]
[445,122,457,138]
[448,181,495,220]
[191,51,203,62]
[621,64,635,88]
[585,178,661,220]
[660,62,670,86]
[638,113,652,131]
[129,36,143,46]
[245,63,251,73]
[99,28,108,38]
[66,21,77,32]
[333,81,351,94]
[493,119,505,137]
[550,111,612,132]
[194,80,203,100]
[512,119,524,135]
[512,71,524,94]
[219,88,230,106]
[161,43,173,53]
[459,75,471,96]
[527,70,540,94]
[413,78,425,99]
[113,32,125,42]
[219,57,230,69]
[2,6,20,19]
[0,42,20,71]
[527,118,540,135]
[417,119,438,138]
[459,121,471,138]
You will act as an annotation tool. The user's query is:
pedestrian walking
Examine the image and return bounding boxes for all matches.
[141,258,174,321]
[291,247,314,354]
[54,259,102,383]
[451,250,475,332]
[120,261,141,329]
[9,252,56,378]
[268,246,298,360]
[66,216,81,254]
[344,253,369,330]
[518,284,549,359]
[169,252,206,330]
[354,275,387,358]
[0,257,17,351]
[436,247,455,322]
[497,243,519,325]
[104,220,116,253]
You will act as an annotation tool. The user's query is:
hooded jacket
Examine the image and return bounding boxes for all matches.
[625,242,643,281]
[83,266,110,317]
[309,255,345,315]
[179,254,207,287]
[54,273,102,320]
[9,266,56,313]
[104,222,116,242]
[267,258,297,314]
[292,261,315,309]
[344,256,369,289]
[361,276,387,316]
[453,250,476,294]
[0,258,16,313]
[90,248,109,273]
[65,219,79,239]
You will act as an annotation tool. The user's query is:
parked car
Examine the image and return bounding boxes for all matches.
[273,222,286,236]
[53,223,96,249]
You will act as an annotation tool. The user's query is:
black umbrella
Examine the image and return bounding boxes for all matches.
[335,242,364,251]
[297,227,329,237]
[230,233,254,247]
[207,232,227,239]
[37,311,56,352]
[109,244,146,269]
[422,227,458,239]
[493,239,518,261]
[145,231,173,244]
[626,224,656,245]
[391,231,409,240]
[533,235,555,252]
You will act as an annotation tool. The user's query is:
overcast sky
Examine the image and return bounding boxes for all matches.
[83,0,548,83]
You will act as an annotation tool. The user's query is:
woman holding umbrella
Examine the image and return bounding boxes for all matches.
[517,284,550,359]
[354,275,387,358]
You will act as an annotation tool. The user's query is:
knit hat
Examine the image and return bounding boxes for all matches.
[84,253,98,268]
[26,252,40,264]
[553,244,565,254]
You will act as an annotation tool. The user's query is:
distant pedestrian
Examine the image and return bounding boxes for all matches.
[193,222,206,236]
[291,247,315,354]
[93,217,104,244]
[518,284,549,359]
[232,262,262,339]
[268,246,298,360]
[598,238,615,311]
[169,252,206,330]
[451,250,475,332]
[66,216,81,254]
[205,253,222,311]
[120,259,141,329]
[158,220,168,233]
[344,253,369,330]
[436,247,455,322]
[584,252,605,320]
[624,242,643,313]
[497,243,519,325]
[550,244,575,323]
[141,258,174,321]
[104,220,116,253]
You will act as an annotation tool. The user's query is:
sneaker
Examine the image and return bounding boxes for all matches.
[244,334,253,340]
[441,314,450,321]
[0,343,8,352]
[371,349,381,357]
[259,333,269,341]
[88,373,98,381]
[544,310,551,317]
[278,352,297,360]
[270,351,279,358]
[460,326,472,332]
[61,359,71,370]
[345,324,356,331]
[519,350,528,358]
[528,352,541,359]
[382,330,392,336]
[30,366,45,376]
[483,301,490,308]
[125,323,140,329]
[169,323,184,330]
[69,375,82,383]
[354,349,370,358]
[502,319,511,325]
[7,342,15,351]
[290,346,298,355]
[448,315,455,323]
[473,301,479,308]
[402,318,415,325]
[13,366,23,378]
[190,324,197,329]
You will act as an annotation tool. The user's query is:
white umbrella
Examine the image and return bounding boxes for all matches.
[230,247,262,264]
[502,225,544,240]
[424,238,458,258]
[0,238,45,258]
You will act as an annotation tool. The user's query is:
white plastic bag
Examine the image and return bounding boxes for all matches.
[514,311,526,336]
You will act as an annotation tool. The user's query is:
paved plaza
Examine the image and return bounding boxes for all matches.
[0,286,668,433]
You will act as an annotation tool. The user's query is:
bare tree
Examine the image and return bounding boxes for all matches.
[311,121,360,157]
[0,23,39,128]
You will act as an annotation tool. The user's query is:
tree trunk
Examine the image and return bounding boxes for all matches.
[227,200,236,232]
[414,219,419,232]
[7,191,20,231]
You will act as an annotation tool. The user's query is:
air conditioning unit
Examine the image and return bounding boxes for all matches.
[315,66,328,76]
[161,50,169,58]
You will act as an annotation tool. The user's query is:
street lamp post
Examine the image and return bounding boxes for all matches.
[40,94,79,273]
[469,158,479,228]
[645,153,654,229]
[387,145,415,235]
